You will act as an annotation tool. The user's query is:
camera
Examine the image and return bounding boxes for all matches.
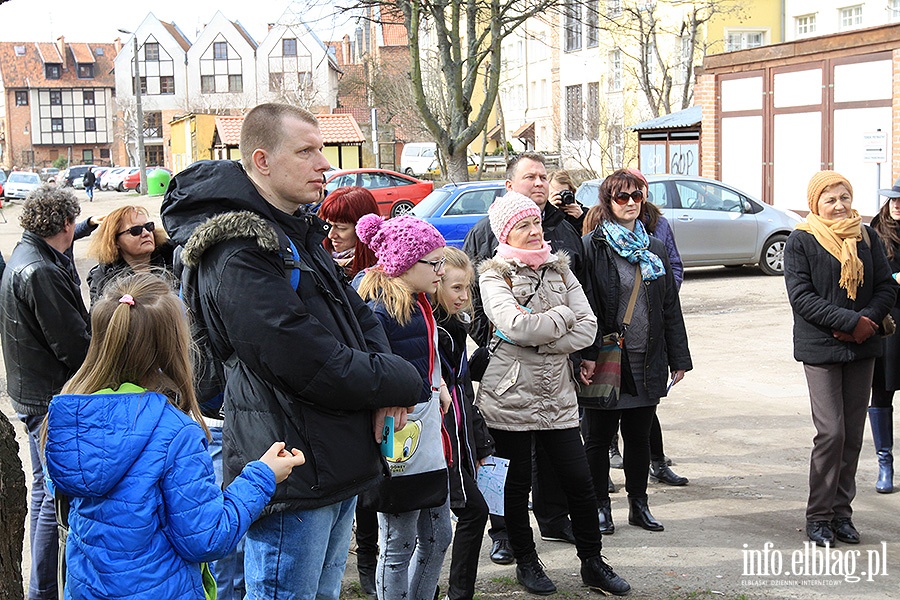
[559,189,576,205]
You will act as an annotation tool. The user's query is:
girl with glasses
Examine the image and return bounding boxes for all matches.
[86,205,175,308]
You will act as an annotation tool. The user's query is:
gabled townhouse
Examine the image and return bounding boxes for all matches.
[0,37,118,170]
[186,11,259,112]
[114,13,192,167]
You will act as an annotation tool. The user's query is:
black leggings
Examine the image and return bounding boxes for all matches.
[583,405,657,500]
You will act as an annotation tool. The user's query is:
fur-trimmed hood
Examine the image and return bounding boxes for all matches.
[478,250,570,278]
[182,211,281,267]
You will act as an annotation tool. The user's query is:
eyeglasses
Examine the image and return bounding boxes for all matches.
[418,257,446,272]
[117,222,156,237]
[613,190,645,205]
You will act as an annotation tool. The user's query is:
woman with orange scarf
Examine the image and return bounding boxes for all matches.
[785,171,896,547]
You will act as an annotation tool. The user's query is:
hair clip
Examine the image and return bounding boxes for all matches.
[119,294,135,306]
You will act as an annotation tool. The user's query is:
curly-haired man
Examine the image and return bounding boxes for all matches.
[0,184,90,599]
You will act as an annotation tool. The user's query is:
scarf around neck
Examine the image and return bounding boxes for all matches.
[495,241,552,270]
[600,219,666,281]
[796,211,864,300]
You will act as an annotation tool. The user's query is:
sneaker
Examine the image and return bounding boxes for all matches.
[581,555,631,596]
[516,553,557,596]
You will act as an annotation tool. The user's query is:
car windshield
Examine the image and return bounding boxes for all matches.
[412,189,452,217]
[9,173,39,184]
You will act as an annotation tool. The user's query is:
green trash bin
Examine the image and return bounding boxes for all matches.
[147,169,171,196]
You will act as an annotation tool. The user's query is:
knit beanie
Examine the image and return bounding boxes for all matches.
[626,168,648,188]
[488,191,542,244]
[807,171,853,215]
[356,214,445,277]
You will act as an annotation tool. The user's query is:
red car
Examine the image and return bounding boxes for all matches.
[324,169,433,218]
[123,167,172,194]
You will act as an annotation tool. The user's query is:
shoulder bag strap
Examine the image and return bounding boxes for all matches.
[622,263,642,328]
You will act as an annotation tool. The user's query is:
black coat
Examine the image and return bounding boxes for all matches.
[784,226,896,365]
[462,201,584,346]
[161,160,423,514]
[870,216,900,390]
[436,309,494,509]
[579,227,692,404]
[86,241,176,308]
[0,232,90,415]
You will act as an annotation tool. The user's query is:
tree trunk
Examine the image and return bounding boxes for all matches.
[0,411,25,600]
[447,149,470,182]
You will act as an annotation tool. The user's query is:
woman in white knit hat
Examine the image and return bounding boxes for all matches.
[475,191,631,597]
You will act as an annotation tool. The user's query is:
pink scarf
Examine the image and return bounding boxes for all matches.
[496,241,552,270]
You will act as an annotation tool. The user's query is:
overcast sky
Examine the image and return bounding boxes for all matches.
[0,0,357,45]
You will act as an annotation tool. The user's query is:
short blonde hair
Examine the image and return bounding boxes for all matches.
[88,206,168,265]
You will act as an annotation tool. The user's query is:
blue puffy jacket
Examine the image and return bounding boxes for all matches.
[45,383,276,599]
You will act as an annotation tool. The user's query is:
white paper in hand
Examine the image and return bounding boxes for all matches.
[476,456,510,516]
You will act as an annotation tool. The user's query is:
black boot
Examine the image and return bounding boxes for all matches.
[609,433,624,469]
[581,555,631,596]
[516,552,557,596]
[869,406,894,493]
[357,551,377,598]
[628,497,664,531]
[650,460,688,486]
[598,497,615,535]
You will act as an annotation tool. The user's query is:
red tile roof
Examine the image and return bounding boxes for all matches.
[70,43,94,64]
[316,113,366,144]
[215,116,244,146]
[334,106,370,125]
[0,41,118,88]
[161,21,191,52]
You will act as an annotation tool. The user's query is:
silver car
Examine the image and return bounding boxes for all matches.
[576,175,802,276]
[3,171,42,200]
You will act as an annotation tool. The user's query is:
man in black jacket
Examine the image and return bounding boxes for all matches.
[161,103,422,600]
[463,152,582,564]
[0,186,90,600]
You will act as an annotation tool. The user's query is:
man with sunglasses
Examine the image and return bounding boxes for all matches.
[463,151,585,564]
[1,185,91,600]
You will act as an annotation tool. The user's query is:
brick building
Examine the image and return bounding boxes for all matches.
[0,37,119,170]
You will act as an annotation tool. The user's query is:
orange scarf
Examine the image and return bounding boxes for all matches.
[796,211,864,300]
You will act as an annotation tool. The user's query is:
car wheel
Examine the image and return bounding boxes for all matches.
[390,200,415,218]
[135,184,141,195]
[759,234,788,276]
[117,183,124,192]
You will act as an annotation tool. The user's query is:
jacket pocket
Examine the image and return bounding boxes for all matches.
[493,359,520,396]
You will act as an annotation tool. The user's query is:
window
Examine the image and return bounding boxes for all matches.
[796,14,816,36]
[681,34,693,81]
[214,42,228,60]
[839,5,863,30]
[608,48,622,92]
[82,149,93,163]
[134,76,147,95]
[445,190,496,216]
[228,75,243,93]
[646,41,657,81]
[675,181,743,212]
[50,90,62,105]
[201,75,216,93]
[84,117,96,132]
[565,1,582,52]
[45,64,61,79]
[160,76,175,94]
[587,82,600,140]
[892,0,900,20]
[51,118,63,132]
[586,0,599,47]
[144,42,159,61]
[145,146,164,166]
[609,124,623,169]
[144,112,162,138]
[565,85,583,140]
[725,31,764,52]
[95,47,104,56]
[14,45,25,56]
[269,72,284,92]
[83,90,95,105]
[298,72,312,87]
[283,38,297,56]
[100,148,110,159]
[607,0,622,18]
[77,63,94,78]
[15,91,27,106]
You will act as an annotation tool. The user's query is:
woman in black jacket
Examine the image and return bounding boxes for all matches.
[784,171,896,546]
[579,169,692,536]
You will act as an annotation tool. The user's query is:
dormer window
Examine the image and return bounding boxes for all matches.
[45,63,61,79]
[77,64,94,78]
[14,45,25,56]
[144,42,160,61]
[283,39,297,57]
[214,42,228,60]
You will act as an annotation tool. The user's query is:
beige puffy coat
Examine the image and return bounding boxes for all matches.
[475,252,597,431]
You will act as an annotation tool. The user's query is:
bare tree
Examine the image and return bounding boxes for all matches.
[115,97,139,166]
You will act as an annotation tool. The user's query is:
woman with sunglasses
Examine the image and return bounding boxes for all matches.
[579,169,692,536]
[87,205,174,308]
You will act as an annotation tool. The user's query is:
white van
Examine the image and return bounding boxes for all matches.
[400,142,437,176]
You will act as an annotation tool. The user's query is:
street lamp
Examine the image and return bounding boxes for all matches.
[118,28,147,195]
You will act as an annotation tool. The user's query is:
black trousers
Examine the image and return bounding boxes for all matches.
[583,405,656,500]
[448,470,490,600]
[490,427,601,561]
[355,504,379,564]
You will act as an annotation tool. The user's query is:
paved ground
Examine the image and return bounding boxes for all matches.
[1,188,898,599]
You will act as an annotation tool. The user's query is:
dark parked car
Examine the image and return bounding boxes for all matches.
[411,181,507,248]
[60,165,97,188]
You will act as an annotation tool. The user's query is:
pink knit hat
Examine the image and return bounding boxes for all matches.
[488,191,541,244]
[356,214,446,277]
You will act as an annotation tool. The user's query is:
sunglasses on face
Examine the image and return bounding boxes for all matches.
[613,190,644,205]
[117,222,155,237]
[418,257,446,272]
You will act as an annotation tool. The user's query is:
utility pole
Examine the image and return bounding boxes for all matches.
[119,29,147,194]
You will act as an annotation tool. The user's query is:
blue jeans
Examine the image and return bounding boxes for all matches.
[376,498,452,600]
[206,425,244,600]
[85,185,93,201]
[244,498,357,600]
[18,413,58,600]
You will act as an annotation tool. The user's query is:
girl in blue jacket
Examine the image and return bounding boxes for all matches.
[356,214,452,600]
[44,272,305,599]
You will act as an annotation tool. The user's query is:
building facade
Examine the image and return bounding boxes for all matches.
[785,0,900,41]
